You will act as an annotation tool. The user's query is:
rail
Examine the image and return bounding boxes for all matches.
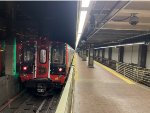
[95,57,150,87]
[55,66,75,113]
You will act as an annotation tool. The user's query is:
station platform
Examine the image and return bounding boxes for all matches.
[73,54,150,113]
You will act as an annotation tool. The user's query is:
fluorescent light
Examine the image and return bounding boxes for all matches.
[117,43,133,46]
[94,47,107,49]
[81,0,90,7]
[78,11,87,34]
[76,34,81,48]
[76,0,90,48]
[117,42,145,47]
[95,45,116,49]
[94,42,145,49]
[108,46,116,48]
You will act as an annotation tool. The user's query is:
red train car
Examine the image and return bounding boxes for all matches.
[18,37,74,93]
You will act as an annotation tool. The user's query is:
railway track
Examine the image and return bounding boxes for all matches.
[0,91,61,113]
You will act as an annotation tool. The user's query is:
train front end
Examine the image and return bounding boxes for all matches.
[18,38,73,93]
[19,38,71,94]
[50,42,67,87]
[19,38,52,93]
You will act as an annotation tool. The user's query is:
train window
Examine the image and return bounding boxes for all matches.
[40,49,47,63]
[24,49,34,63]
[51,46,64,64]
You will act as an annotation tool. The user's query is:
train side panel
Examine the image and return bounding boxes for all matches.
[66,44,74,71]
[50,43,74,85]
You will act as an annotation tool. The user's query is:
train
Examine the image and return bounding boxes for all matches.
[17,37,74,94]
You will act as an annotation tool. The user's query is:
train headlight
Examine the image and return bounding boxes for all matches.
[58,68,63,72]
[23,66,27,71]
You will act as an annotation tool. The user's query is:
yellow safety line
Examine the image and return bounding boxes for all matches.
[75,54,78,80]
[73,54,78,80]
[94,61,135,84]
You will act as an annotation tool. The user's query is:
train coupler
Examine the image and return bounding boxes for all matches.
[37,83,47,93]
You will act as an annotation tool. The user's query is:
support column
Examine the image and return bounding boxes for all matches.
[138,44,147,68]
[82,49,87,61]
[86,50,88,57]
[108,48,112,60]
[98,49,100,57]
[79,50,82,57]
[88,44,94,68]
[5,39,16,76]
[102,48,105,63]
[118,47,124,62]
[80,49,83,58]
[94,49,96,59]
[108,48,112,65]
[5,2,16,76]
[5,3,20,100]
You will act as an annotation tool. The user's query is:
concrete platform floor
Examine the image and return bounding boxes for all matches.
[73,54,150,113]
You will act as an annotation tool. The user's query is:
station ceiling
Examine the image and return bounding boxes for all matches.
[78,1,150,48]
[0,1,77,48]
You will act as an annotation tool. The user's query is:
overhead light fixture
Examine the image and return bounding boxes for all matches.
[94,45,116,49]
[78,11,87,34]
[76,34,81,48]
[94,42,146,49]
[117,42,145,47]
[76,0,90,48]
[76,11,87,48]
[94,47,106,49]
[81,0,90,7]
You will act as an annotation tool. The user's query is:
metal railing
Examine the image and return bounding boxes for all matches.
[116,62,150,87]
[95,57,150,87]
[55,66,75,113]
[95,57,117,70]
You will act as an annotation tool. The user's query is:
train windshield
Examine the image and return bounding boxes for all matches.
[40,49,47,63]
[51,44,65,65]
[23,47,35,63]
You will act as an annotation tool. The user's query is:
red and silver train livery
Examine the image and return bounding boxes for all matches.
[18,37,74,93]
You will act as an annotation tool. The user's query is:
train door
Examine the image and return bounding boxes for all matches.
[20,41,36,81]
[50,43,66,83]
[36,38,51,79]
